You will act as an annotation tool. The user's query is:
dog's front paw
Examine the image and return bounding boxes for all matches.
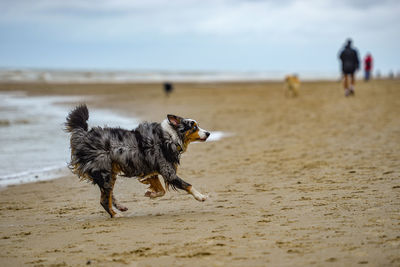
[190,187,207,202]
[194,194,207,202]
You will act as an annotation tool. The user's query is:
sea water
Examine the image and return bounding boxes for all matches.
[0,92,138,187]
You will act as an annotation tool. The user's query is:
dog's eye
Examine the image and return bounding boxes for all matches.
[193,126,198,131]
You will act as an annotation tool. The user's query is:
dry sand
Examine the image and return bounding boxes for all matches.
[0,80,399,266]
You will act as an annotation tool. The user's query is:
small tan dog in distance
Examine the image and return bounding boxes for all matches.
[284,75,300,97]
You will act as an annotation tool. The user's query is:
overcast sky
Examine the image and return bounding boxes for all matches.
[0,0,399,74]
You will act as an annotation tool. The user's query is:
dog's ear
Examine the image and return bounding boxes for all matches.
[167,114,183,127]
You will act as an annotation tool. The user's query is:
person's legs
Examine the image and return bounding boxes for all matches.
[343,74,351,96]
[343,74,349,90]
[349,73,355,95]
[350,73,355,86]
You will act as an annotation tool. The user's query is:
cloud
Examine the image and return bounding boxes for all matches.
[0,0,399,71]
[1,0,399,40]
[1,0,398,44]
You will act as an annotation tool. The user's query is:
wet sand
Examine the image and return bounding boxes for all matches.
[0,80,399,266]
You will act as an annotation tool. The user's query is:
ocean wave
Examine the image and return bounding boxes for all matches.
[0,165,68,187]
[0,69,339,83]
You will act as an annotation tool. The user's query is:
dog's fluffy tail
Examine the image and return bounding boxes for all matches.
[65,104,89,133]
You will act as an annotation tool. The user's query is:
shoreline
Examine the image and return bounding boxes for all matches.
[1,80,399,266]
[0,69,344,83]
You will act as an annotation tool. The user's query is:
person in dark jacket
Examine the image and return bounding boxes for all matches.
[339,39,360,96]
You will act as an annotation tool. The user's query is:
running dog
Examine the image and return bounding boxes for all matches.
[284,75,300,97]
[65,104,210,218]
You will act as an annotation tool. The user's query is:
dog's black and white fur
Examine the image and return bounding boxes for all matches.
[65,104,210,218]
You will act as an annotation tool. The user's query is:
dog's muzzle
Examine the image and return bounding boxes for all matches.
[199,131,210,141]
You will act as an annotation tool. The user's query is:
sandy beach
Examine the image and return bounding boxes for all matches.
[0,80,399,266]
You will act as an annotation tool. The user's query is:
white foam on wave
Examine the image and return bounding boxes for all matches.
[0,164,69,187]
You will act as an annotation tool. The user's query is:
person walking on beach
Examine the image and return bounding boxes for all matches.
[364,53,373,81]
[339,39,360,96]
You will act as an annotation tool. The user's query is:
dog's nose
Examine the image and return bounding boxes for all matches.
[205,132,210,137]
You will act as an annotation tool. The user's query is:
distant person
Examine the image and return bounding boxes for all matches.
[339,39,360,96]
[364,53,373,81]
[163,82,174,97]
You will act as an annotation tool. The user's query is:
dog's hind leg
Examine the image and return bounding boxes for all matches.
[100,187,116,218]
[140,175,166,199]
[112,194,128,211]
[88,169,116,217]
[98,171,122,218]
